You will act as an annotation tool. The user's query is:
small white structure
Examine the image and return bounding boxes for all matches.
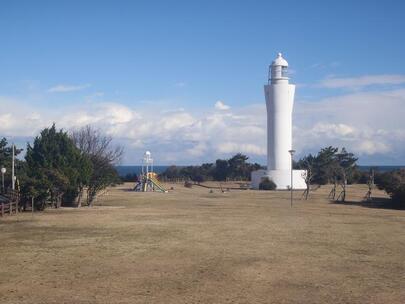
[251,53,306,190]
[134,151,167,192]
[142,151,154,175]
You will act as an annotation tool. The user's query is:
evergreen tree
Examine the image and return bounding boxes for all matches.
[313,146,339,185]
[213,159,229,181]
[23,125,91,209]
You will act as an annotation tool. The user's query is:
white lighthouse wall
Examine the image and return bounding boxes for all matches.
[250,169,307,190]
[265,83,295,171]
[292,170,307,189]
[251,53,306,191]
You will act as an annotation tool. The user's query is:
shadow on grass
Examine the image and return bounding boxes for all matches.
[118,187,135,192]
[331,197,404,210]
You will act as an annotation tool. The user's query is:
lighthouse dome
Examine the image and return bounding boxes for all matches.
[272,53,288,67]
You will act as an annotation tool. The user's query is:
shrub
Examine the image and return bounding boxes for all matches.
[375,170,405,209]
[184,181,193,188]
[193,174,205,184]
[259,178,276,190]
[121,173,138,183]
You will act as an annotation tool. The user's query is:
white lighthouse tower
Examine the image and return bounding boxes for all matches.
[252,53,306,190]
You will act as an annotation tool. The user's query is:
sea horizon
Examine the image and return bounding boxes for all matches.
[115,165,405,177]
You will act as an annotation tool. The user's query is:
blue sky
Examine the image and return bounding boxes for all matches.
[1,0,405,165]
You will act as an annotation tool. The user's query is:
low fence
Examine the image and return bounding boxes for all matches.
[158,177,251,183]
[0,201,19,216]
[0,189,20,217]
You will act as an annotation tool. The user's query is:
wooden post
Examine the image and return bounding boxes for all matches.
[10,203,12,215]
[1,203,3,217]
[31,197,34,217]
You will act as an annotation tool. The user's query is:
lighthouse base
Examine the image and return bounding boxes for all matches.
[251,169,307,190]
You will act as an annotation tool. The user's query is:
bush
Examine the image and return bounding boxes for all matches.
[121,173,138,183]
[193,174,205,184]
[259,178,276,190]
[184,181,193,188]
[375,170,405,209]
[351,170,370,184]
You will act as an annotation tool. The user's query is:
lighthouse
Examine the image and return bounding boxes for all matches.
[251,53,306,190]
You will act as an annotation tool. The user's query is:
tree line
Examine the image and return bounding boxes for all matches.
[1,124,122,210]
[159,147,363,188]
[159,153,262,182]
[2,130,403,209]
[159,146,404,208]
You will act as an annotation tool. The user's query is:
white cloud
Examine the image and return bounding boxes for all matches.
[59,103,137,130]
[309,122,355,138]
[0,97,49,136]
[1,86,405,165]
[214,100,230,110]
[310,62,340,69]
[217,142,266,155]
[160,111,195,131]
[357,140,391,155]
[186,142,208,157]
[48,83,91,93]
[294,88,405,161]
[319,74,405,89]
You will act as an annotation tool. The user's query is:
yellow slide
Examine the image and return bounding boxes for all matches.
[149,175,168,193]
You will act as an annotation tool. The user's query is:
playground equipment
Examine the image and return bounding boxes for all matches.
[134,151,167,193]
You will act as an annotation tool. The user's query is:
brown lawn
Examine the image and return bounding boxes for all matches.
[0,183,404,304]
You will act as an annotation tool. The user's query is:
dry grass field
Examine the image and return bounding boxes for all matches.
[0,183,404,304]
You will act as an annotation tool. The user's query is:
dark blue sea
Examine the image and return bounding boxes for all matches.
[115,165,405,177]
[115,166,171,177]
[357,165,405,172]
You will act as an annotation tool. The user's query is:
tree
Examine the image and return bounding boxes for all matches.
[179,166,206,183]
[71,125,123,206]
[160,165,181,180]
[159,154,262,183]
[228,153,249,180]
[213,159,229,181]
[200,163,215,179]
[298,147,358,202]
[363,168,375,201]
[24,125,91,209]
[296,154,316,199]
[313,146,339,185]
[85,156,120,205]
[334,148,358,202]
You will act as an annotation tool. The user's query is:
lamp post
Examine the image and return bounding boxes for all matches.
[1,167,6,193]
[288,149,295,207]
[11,143,15,190]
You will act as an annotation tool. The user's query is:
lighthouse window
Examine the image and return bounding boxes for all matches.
[282,66,288,77]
